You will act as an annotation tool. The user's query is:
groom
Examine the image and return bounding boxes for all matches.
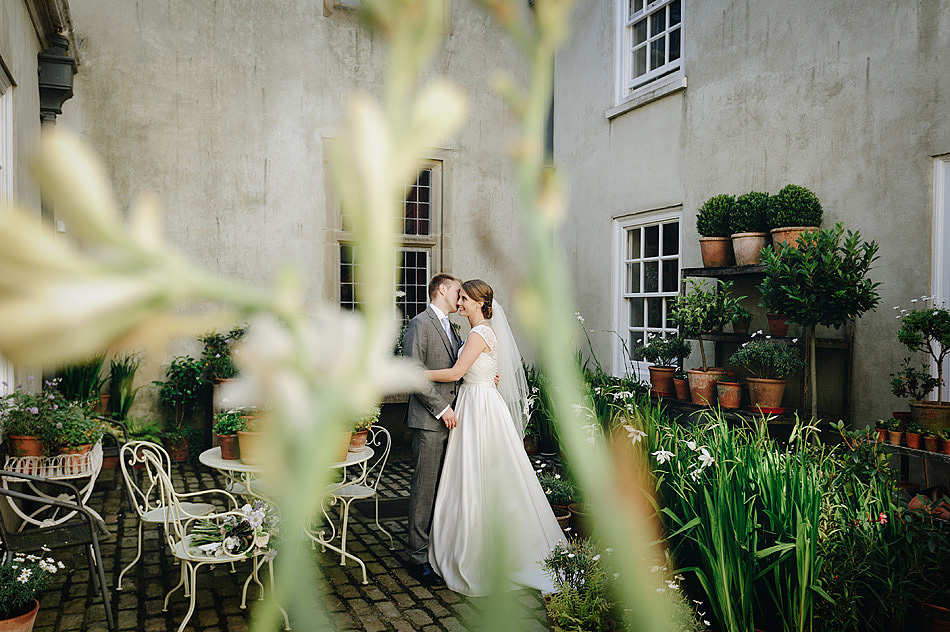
[403,273,463,586]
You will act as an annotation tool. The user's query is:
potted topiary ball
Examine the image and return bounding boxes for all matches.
[730,191,774,266]
[696,194,736,268]
[770,184,822,249]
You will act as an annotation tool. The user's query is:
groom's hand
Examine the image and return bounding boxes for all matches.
[441,407,458,429]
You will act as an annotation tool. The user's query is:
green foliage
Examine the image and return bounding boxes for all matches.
[109,353,143,420]
[154,356,205,428]
[670,280,745,370]
[542,540,613,631]
[874,419,888,430]
[896,303,950,401]
[906,421,922,434]
[53,354,105,404]
[42,404,104,449]
[198,326,246,381]
[0,552,64,619]
[886,417,903,431]
[772,184,823,228]
[538,471,575,506]
[696,194,735,238]
[1,382,63,437]
[126,416,164,444]
[758,223,880,327]
[730,191,774,234]
[353,405,381,432]
[889,359,940,401]
[635,334,691,368]
[212,410,247,436]
[525,363,557,444]
[729,339,804,379]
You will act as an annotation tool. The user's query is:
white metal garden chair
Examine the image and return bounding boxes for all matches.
[117,441,225,590]
[332,425,394,554]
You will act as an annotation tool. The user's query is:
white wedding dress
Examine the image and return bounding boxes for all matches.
[428,324,565,596]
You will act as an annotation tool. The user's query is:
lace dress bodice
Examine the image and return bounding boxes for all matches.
[461,324,497,386]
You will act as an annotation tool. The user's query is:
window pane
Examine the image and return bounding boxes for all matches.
[627,227,641,259]
[403,169,432,236]
[647,298,663,328]
[662,221,679,255]
[397,249,430,319]
[630,0,644,15]
[662,259,679,293]
[340,244,359,311]
[669,27,681,62]
[633,47,647,79]
[627,263,641,293]
[633,19,647,46]
[650,37,666,70]
[631,331,645,361]
[644,225,659,257]
[650,10,666,37]
[630,298,645,327]
[669,0,681,25]
[644,261,659,293]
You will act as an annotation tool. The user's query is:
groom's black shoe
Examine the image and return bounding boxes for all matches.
[410,562,445,587]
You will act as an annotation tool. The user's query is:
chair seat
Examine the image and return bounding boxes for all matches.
[333,484,375,499]
[141,502,216,524]
[6,517,107,552]
[170,535,256,563]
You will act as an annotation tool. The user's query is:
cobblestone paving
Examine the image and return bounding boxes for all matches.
[29,449,560,631]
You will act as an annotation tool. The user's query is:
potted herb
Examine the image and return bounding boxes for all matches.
[44,405,104,467]
[896,298,950,430]
[874,418,888,443]
[731,304,753,335]
[108,353,143,421]
[889,359,938,424]
[921,428,940,452]
[886,417,903,446]
[155,355,205,461]
[538,471,574,530]
[212,410,246,460]
[770,183,822,249]
[696,194,736,268]
[673,369,690,401]
[729,338,804,411]
[670,279,742,405]
[199,326,246,383]
[0,551,64,629]
[1,384,57,457]
[730,190,773,266]
[940,429,950,455]
[904,421,923,450]
[350,405,380,452]
[634,334,691,397]
[759,224,880,419]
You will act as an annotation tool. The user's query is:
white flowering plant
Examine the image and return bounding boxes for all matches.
[189,501,279,560]
[0,549,65,618]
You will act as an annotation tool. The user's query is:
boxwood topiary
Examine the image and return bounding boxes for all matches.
[730,191,774,234]
[772,184,822,228]
[696,194,735,238]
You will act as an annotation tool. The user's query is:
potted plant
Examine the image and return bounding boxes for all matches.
[670,279,742,406]
[874,419,888,443]
[538,472,573,530]
[212,410,246,460]
[635,334,691,397]
[729,338,804,411]
[729,190,773,266]
[0,383,62,457]
[904,421,923,450]
[770,183,822,249]
[896,298,950,430]
[0,551,64,631]
[673,369,690,401]
[731,304,753,335]
[886,417,904,446]
[759,224,880,419]
[716,378,743,409]
[199,326,247,383]
[940,429,950,455]
[350,405,380,452]
[696,194,736,268]
[155,355,205,462]
[44,405,105,468]
[889,358,939,424]
[237,410,266,465]
[126,416,164,444]
[922,428,940,452]
[108,353,144,421]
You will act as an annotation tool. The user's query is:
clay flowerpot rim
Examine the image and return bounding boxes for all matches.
[730,231,769,238]
[699,236,731,242]
[770,225,819,233]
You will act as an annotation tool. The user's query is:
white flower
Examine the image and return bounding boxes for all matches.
[198,542,222,554]
[624,425,646,445]
[652,449,674,464]
[254,533,270,549]
[792,338,799,343]
[698,447,715,468]
[575,311,585,323]
[684,440,697,451]
[656,587,666,593]
[765,335,771,339]
[592,554,601,561]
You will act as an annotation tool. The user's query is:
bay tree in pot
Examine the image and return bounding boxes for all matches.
[729,338,804,412]
[889,358,939,424]
[770,184,823,249]
[730,191,774,266]
[635,334,691,397]
[759,224,880,419]
[896,297,950,430]
[696,194,735,268]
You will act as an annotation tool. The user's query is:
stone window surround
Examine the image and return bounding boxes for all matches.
[0,65,13,394]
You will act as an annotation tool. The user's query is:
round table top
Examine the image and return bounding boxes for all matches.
[199,446,374,473]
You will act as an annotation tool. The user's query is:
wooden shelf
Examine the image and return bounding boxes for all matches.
[877,441,950,466]
[681,265,766,278]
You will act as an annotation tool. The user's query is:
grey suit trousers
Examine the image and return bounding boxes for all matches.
[406,425,449,564]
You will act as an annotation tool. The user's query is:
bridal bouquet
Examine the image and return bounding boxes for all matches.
[189,501,279,560]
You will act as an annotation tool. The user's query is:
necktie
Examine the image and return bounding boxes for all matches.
[442,317,458,354]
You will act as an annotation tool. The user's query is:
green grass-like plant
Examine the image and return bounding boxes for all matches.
[109,353,143,420]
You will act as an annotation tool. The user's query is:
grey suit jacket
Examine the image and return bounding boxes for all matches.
[403,307,462,431]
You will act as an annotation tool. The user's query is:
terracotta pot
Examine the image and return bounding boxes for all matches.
[943,438,950,456]
[7,435,43,458]
[888,430,903,446]
[336,431,352,463]
[909,401,950,432]
[770,226,818,250]
[766,313,790,337]
[730,232,770,266]
[687,368,728,406]
[216,434,240,460]
[921,602,950,632]
[163,437,189,462]
[924,436,940,452]
[876,428,887,443]
[0,598,39,632]
[905,432,922,450]
[673,378,690,401]
[523,435,538,455]
[746,377,787,409]
[716,381,743,409]
[699,237,734,268]
[648,366,676,397]
[553,506,571,532]
[892,411,912,424]
[732,318,752,335]
[349,429,369,452]
[92,393,110,414]
[237,430,262,465]
[567,502,592,540]
[59,444,92,471]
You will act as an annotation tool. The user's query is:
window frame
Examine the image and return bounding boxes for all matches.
[0,64,14,395]
[611,209,683,381]
[614,0,684,109]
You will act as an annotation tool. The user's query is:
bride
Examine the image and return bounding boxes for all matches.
[423,279,565,596]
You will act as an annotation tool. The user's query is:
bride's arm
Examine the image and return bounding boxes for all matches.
[424,332,488,382]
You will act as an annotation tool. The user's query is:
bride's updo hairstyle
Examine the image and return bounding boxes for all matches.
[462,279,493,320]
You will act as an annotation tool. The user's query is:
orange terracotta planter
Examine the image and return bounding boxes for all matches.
[648,366,676,397]
[59,444,92,470]
[688,369,728,406]
[673,378,690,401]
[0,599,39,632]
[216,434,240,460]
[770,226,818,250]
[699,237,734,268]
[716,381,743,409]
[730,232,769,266]
[905,432,922,450]
[746,377,787,410]
[7,436,43,458]
[349,430,369,452]
[766,313,790,337]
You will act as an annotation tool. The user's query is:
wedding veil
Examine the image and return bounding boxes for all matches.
[491,301,530,436]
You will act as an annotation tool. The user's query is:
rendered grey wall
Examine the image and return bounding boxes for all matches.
[555,0,950,424]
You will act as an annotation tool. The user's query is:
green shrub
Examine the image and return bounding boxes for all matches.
[154,356,205,429]
[889,359,940,401]
[42,404,104,449]
[199,326,246,381]
[896,301,950,402]
[635,334,691,368]
[696,194,735,238]
[772,184,822,228]
[109,353,143,420]
[730,191,774,234]
[729,339,804,379]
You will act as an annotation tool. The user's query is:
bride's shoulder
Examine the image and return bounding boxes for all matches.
[469,324,496,349]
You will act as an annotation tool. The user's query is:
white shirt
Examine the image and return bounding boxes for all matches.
[428,304,455,420]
